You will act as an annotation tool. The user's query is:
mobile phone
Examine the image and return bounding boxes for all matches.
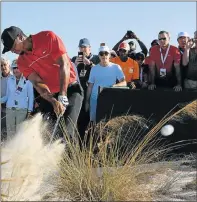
[100,43,105,46]
[78,52,83,56]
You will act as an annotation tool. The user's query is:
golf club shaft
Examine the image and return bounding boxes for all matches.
[49,114,62,145]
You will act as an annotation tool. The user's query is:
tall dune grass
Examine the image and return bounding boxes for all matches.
[1,100,196,201]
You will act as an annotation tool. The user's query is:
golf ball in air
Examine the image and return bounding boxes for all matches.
[161,124,174,136]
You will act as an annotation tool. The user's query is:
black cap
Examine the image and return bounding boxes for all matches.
[136,52,145,60]
[151,39,159,47]
[1,26,24,54]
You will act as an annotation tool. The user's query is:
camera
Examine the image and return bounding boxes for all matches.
[127,30,134,38]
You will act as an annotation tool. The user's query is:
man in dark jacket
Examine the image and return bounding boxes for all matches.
[72,38,100,139]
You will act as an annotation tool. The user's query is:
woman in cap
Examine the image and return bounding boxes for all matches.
[85,45,126,122]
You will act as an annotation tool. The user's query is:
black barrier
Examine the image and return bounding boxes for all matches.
[97,88,197,154]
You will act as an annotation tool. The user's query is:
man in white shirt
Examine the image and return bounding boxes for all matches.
[1,59,34,140]
[1,57,12,139]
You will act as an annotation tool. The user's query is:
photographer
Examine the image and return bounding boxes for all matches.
[112,31,148,60]
[71,38,100,138]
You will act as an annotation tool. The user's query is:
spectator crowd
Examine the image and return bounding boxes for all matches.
[1,29,197,141]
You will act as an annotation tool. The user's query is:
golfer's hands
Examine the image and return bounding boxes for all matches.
[52,96,69,116]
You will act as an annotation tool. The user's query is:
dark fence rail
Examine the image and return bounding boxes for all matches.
[97,88,197,154]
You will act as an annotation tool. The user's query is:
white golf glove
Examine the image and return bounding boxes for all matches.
[58,95,69,109]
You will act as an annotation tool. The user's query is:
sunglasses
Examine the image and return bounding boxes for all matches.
[119,49,127,53]
[159,37,167,41]
[99,51,109,56]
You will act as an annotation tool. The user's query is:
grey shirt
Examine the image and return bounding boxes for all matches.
[186,48,197,80]
[1,73,12,112]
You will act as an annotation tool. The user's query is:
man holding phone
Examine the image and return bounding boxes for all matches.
[71,38,100,139]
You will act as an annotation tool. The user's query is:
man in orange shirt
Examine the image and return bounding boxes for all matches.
[110,42,139,89]
[148,31,182,91]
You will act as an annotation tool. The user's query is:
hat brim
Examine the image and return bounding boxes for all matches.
[2,47,10,54]
[79,43,90,47]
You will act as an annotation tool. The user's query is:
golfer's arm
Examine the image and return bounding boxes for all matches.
[28,72,56,104]
[56,54,70,96]
[86,83,94,103]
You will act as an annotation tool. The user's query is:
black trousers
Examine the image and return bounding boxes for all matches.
[39,83,84,140]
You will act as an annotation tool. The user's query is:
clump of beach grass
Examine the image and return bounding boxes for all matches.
[1,100,196,201]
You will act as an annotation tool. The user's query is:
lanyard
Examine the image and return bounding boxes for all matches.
[15,74,25,94]
[160,45,170,67]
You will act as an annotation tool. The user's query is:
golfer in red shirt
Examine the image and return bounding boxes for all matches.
[1,26,83,139]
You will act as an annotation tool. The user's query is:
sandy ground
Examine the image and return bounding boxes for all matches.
[135,159,196,201]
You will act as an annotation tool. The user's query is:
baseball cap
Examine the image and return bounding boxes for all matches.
[98,45,110,54]
[118,42,130,51]
[11,59,18,69]
[151,39,159,46]
[136,52,145,60]
[1,26,24,54]
[78,38,90,47]
[177,32,190,39]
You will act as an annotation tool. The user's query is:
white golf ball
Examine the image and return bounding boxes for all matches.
[161,124,174,136]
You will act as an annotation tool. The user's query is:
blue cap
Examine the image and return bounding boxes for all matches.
[78,38,90,47]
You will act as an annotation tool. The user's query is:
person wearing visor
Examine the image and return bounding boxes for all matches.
[1,26,83,139]
[176,32,190,87]
[110,42,139,89]
[177,32,190,54]
[1,59,34,140]
[86,45,126,122]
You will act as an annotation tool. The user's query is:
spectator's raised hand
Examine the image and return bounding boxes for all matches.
[83,57,91,65]
[75,57,83,66]
[122,32,131,40]
[173,85,182,92]
[148,84,156,90]
[141,82,148,88]
[130,32,138,40]
[186,39,195,49]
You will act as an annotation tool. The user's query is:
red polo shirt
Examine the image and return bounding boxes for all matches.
[17,31,76,93]
[149,45,181,73]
